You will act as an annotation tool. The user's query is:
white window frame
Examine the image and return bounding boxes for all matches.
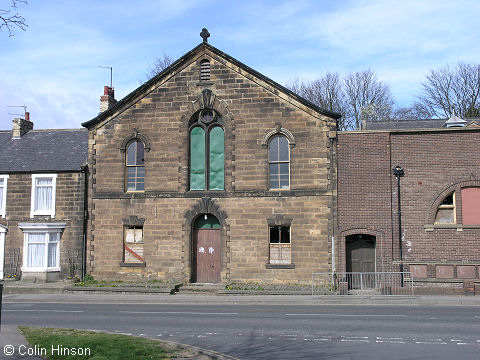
[0,175,8,218]
[19,222,65,273]
[30,174,57,218]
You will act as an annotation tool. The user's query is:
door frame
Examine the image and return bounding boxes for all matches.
[345,234,377,273]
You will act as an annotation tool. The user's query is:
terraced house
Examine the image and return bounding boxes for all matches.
[0,113,87,282]
[81,35,339,284]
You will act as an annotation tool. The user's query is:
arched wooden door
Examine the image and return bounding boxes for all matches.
[193,214,221,283]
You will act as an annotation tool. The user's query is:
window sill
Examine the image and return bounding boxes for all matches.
[119,262,146,267]
[425,224,480,232]
[21,267,61,273]
[265,263,295,269]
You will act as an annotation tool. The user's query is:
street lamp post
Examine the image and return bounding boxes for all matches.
[393,166,405,286]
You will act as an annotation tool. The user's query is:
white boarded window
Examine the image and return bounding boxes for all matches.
[124,226,144,264]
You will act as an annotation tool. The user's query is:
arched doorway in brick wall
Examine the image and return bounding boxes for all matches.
[345,234,376,273]
[345,234,376,289]
[192,213,221,283]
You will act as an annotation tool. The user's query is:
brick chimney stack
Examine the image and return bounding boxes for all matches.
[100,86,117,113]
[12,112,33,139]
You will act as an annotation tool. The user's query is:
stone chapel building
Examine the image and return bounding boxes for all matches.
[82,35,340,284]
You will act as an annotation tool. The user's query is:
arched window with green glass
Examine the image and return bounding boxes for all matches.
[189,109,224,190]
[126,140,145,191]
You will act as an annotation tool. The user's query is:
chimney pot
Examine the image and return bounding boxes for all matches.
[12,114,34,138]
[100,86,117,113]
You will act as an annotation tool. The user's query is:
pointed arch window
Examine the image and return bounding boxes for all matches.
[269,135,290,189]
[126,140,145,191]
[189,109,224,190]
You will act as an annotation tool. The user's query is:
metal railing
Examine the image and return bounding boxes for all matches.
[312,272,414,296]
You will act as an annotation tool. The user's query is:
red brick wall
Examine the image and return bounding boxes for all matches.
[338,128,480,287]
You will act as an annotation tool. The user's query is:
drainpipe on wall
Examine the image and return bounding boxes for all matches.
[81,165,88,279]
[393,166,405,286]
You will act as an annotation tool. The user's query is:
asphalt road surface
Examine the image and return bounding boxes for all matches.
[2,301,479,359]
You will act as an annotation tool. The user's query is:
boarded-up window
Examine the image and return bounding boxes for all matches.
[124,226,144,264]
[190,127,206,190]
[269,226,291,264]
[435,193,455,224]
[461,187,480,225]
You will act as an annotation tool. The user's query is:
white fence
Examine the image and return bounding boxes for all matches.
[312,272,414,296]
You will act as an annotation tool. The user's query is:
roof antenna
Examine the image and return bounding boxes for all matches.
[7,104,27,117]
[98,66,113,88]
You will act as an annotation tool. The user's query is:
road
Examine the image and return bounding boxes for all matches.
[2,298,479,359]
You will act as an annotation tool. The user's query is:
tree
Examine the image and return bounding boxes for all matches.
[343,69,395,130]
[146,52,173,80]
[288,69,395,130]
[0,0,27,37]
[287,72,348,127]
[417,62,480,119]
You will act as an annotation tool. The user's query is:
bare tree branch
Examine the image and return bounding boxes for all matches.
[0,0,28,37]
[417,62,480,118]
[146,52,173,80]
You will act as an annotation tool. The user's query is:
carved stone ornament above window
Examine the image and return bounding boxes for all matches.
[261,122,295,148]
[266,214,293,227]
[120,129,151,153]
[122,215,145,226]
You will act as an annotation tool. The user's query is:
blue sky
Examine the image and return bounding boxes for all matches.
[1,0,479,129]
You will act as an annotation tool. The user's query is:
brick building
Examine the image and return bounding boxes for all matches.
[81,38,339,284]
[337,120,480,293]
[0,114,87,281]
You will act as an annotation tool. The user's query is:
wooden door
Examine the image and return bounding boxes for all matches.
[346,235,376,289]
[194,229,221,283]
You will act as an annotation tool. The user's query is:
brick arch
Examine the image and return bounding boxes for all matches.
[426,179,480,224]
[338,228,386,273]
[119,129,151,153]
[181,89,234,125]
[261,122,296,148]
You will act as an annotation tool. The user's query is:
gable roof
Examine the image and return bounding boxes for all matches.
[0,129,88,173]
[365,118,447,130]
[82,42,341,129]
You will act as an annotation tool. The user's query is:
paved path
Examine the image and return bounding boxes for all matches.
[0,326,44,360]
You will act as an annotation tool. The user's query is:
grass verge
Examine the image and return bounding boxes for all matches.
[19,327,188,360]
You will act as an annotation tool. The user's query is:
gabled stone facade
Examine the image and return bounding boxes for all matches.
[83,42,339,284]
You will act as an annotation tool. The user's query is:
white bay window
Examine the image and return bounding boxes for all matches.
[19,223,65,273]
[31,174,57,218]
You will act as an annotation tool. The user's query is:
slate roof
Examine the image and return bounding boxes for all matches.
[0,129,88,173]
[82,42,341,128]
[365,118,447,130]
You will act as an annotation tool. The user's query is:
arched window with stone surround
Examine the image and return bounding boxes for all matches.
[125,140,145,191]
[268,134,290,190]
[189,109,224,191]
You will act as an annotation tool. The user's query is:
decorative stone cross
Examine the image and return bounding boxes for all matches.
[200,28,210,43]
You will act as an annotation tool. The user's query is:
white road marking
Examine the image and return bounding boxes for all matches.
[376,337,406,344]
[313,338,332,341]
[341,336,370,343]
[285,313,407,317]
[3,309,84,313]
[414,338,447,345]
[119,311,238,315]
